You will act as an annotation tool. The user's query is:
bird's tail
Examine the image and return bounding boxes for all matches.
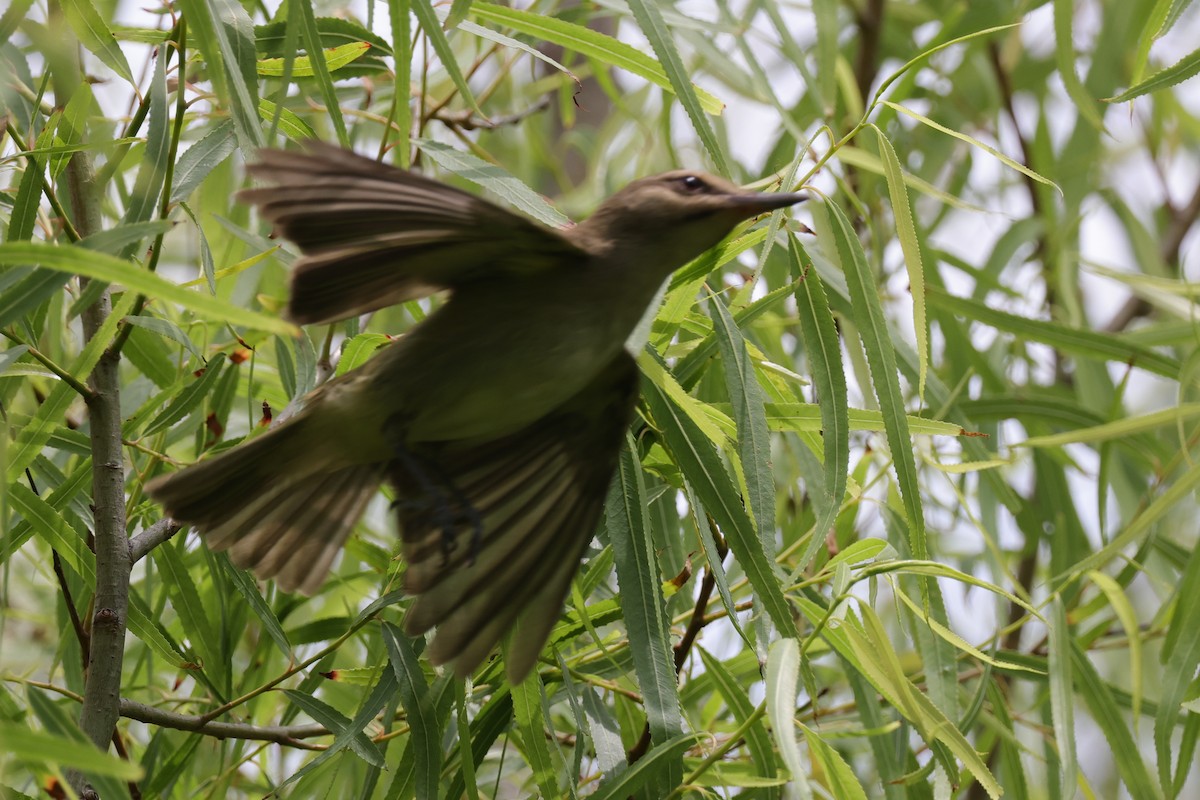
[146,417,383,594]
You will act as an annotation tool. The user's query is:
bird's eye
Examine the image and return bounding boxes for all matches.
[679,175,706,192]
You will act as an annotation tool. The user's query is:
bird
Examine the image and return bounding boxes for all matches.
[146,140,805,682]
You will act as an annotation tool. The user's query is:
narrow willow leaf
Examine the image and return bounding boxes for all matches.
[685,485,751,648]
[1019,403,1200,447]
[257,99,318,141]
[294,0,349,145]
[870,126,928,399]
[336,334,393,375]
[1064,459,1200,578]
[143,353,227,436]
[468,3,723,114]
[219,557,292,659]
[388,0,413,168]
[414,139,569,227]
[1156,543,1200,793]
[697,648,777,780]
[123,49,169,231]
[383,622,442,800]
[1070,642,1162,799]
[61,0,134,84]
[790,238,849,570]
[446,689,513,799]
[0,720,143,780]
[894,590,1041,674]
[641,374,797,637]
[606,438,684,784]
[411,0,481,115]
[800,724,869,800]
[279,670,396,790]
[6,291,137,481]
[590,733,702,800]
[180,0,263,149]
[283,690,385,767]
[850,607,1002,798]
[1108,45,1200,102]
[1053,0,1105,130]
[0,242,297,336]
[257,41,371,76]
[459,20,578,85]
[0,270,71,329]
[819,200,925,560]
[766,639,810,796]
[929,285,1180,378]
[640,352,735,446]
[170,120,236,202]
[511,669,558,799]
[883,100,1059,193]
[812,0,838,113]
[1048,598,1078,800]
[122,315,203,359]
[152,541,225,688]
[624,0,727,173]
[710,296,775,545]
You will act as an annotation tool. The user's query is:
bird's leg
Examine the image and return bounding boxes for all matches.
[390,446,484,565]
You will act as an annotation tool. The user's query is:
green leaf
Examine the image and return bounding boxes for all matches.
[819,200,925,560]
[143,353,227,436]
[606,438,684,782]
[590,733,702,800]
[790,239,849,571]
[624,0,727,173]
[1071,642,1162,799]
[383,622,442,800]
[1156,542,1200,793]
[61,0,134,84]
[870,126,928,399]
[511,668,559,799]
[468,3,723,115]
[414,139,569,228]
[1108,44,1200,102]
[180,0,263,149]
[883,100,1059,193]
[710,295,775,547]
[0,242,298,336]
[641,366,797,638]
[170,120,237,202]
[766,638,812,797]
[411,0,482,115]
[0,720,143,780]
[257,41,372,76]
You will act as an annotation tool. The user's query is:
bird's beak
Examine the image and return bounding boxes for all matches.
[725,191,808,213]
[714,191,807,222]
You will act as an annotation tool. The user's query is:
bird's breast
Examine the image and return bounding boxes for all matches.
[364,273,645,443]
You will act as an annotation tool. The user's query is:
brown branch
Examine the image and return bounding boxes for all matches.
[120,700,330,749]
[853,0,886,108]
[128,518,183,564]
[50,14,130,793]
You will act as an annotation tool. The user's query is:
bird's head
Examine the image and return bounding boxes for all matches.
[577,170,806,271]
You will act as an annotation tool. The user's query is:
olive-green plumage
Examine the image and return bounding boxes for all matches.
[147,141,804,682]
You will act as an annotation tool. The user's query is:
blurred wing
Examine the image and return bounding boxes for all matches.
[240,141,585,324]
[394,353,639,683]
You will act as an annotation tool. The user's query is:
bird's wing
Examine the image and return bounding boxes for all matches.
[393,352,639,683]
[239,141,586,324]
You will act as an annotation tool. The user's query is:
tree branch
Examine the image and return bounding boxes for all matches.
[51,14,131,792]
[129,518,183,564]
[119,700,331,750]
